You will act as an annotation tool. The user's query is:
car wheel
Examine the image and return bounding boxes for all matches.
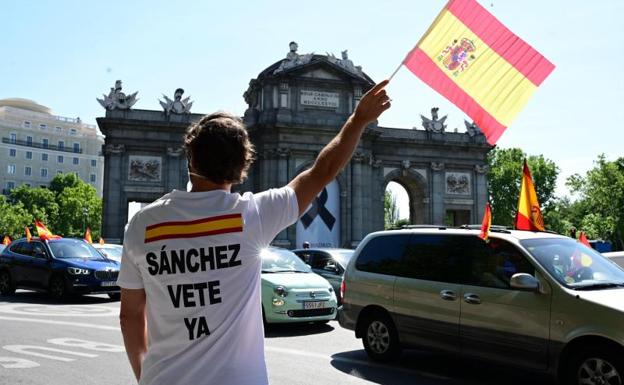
[361,312,401,362]
[0,270,15,295]
[564,344,624,385]
[108,293,121,301]
[49,275,67,300]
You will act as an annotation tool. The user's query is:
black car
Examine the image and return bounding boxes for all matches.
[0,237,121,300]
[292,247,354,304]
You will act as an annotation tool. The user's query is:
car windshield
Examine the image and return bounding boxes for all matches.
[521,238,624,289]
[331,249,354,267]
[98,246,122,259]
[261,248,311,273]
[48,239,106,260]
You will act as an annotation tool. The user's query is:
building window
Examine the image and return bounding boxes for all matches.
[57,170,63,175]
[57,155,64,164]
[42,138,49,148]
[39,124,47,130]
[70,129,77,136]
[25,166,32,176]
[26,136,33,146]
[24,183,30,188]
[9,148,16,157]
[24,121,31,128]
[10,133,16,143]
[42,153,48,161]
[55,126,62,132]
[5,181,15,190]
[26,151,32,160]
[73,157,79,165]
[73,143,80,153]
[58,140,64,150]
[41,169,48,178]
[90,174,96,183]
[91,159,97,167]
[7,164,16,174]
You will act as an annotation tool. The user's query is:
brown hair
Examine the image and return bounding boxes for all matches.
[183,112,255,184]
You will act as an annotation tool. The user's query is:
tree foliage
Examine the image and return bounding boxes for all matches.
[487,148,559,228]
[0,173,102,240]
[384,190,400,230]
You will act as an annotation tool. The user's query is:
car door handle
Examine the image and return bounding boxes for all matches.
[439,290,457,301]
[463,293,481,305]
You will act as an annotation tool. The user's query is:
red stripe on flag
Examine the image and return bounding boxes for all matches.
[515,212,540,231]
[446,0,555,86]
[404,48,507,144]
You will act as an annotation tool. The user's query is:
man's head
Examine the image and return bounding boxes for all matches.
[183,112,255,185]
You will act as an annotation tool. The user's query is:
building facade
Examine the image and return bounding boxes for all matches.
[0,98,104,195]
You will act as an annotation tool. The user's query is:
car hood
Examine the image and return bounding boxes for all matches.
[63,258,120,270]
[577,288,624,312]
[261,272,330,289]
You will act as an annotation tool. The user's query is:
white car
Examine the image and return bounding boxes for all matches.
[604,251,624,269]
[93,243,123,262]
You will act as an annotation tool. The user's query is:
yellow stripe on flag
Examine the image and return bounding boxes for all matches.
[145,217,243,239]
[418,10,538,127]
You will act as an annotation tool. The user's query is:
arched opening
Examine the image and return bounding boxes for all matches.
[385,181,410,229]
[383,168,429,227]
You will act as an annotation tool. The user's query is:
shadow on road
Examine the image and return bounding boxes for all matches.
[264,322,335,338]
[330,349,554,385]
[0,290,117,305]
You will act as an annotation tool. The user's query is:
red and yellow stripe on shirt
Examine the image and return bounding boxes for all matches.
[144,214,243,243]
[404,0,555,144]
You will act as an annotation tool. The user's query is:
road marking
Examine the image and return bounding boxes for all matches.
[47,338,124,352]
[265,346,452,380]
[0,357,40,369]
[0,304,118,317]
[2,345,98,362]
[0,316,119,331]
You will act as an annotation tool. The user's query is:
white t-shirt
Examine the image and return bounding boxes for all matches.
[117,187,299,385]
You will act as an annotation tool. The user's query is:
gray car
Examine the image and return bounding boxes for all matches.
[339,227,624,385]
[292,248,353,304]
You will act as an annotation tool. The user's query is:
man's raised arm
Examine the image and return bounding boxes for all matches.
[288,80,391,215]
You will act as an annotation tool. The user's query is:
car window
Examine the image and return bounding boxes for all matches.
[295,251,313,264]
[401,234,471,284]
[467,238,534,289]
[12,242,33,257]
[355,234,410,276]
[31,242,47,258]
[48,239,104,260]
[310,252,332,270]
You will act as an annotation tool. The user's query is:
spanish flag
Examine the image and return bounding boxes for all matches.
[515,160,544,231]
[478,203,492,241]
[99,238,105,245]
[579,232,591,247]
[25,227,32,242]
[402,0,555,144]
[144,214,243,243]
[35,220,61,241]
[84,227,93,244]
[2,235,10,246]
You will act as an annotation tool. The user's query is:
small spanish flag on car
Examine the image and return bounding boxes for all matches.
[478,203,492,241]
[99,238,105,245]
[514,160,545,231]
[2,235,10,246]
[35,220,61,241]
[25,227,32,242]
[84,227,93,244]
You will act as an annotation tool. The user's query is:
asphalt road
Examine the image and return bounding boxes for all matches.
[0,291,553,385]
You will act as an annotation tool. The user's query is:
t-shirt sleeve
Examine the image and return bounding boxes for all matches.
[116,215,145,289]
[254,186,299,246]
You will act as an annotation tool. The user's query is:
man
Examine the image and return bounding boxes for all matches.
[117,80,391,385]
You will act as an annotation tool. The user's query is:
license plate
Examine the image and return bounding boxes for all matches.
[101,281,117,287]
[304,301,325,310]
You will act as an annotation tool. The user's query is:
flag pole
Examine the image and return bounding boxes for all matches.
[388,63,403,81]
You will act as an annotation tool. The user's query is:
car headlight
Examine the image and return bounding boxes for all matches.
[273,286,288,297]
[272,298,285,306]
[67,267,91,275]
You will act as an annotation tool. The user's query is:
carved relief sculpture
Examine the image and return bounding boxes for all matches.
[97,80,139,110]
[446,172,471,194]
[159,88,193,115]
[128,155,162,182]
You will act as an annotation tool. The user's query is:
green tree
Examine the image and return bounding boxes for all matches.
[384,190,400,229]
[56,182,102,238]
[566,155,624,249]
[487,148,559,228]
[9,185,59,225]
[0,196,33,240]
[49,172,81,195]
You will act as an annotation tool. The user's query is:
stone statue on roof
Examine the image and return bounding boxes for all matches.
[97,80,139,110]
[274,41,314,74]
[421,107,447,133]
[159,88,193,115]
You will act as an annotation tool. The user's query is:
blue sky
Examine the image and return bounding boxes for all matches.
[2,0,622,214]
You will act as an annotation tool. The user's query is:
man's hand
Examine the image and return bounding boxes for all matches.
[288,80,392,215]
[351,79,391,126]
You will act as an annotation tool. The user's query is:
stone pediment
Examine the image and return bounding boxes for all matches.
[256,55,374,85]
[298,67,343,81]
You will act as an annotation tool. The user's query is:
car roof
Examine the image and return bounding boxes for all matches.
[366,227,568,241]
[93,243,122,248]
[292,247,353,253]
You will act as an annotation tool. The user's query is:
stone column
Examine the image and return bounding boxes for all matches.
[102,144,125,243]
[371,158,384,232]
[430,161,445,225]
[474,164,489,223]
[167,146,184,190]
[273,147,291,247]
[350,152,365,247]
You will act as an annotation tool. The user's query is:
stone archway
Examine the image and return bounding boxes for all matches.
[384,168,429,225]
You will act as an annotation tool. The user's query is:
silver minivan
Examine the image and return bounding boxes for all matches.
[339,228,624,385]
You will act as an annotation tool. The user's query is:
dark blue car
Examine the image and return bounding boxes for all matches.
[0,237,121,300]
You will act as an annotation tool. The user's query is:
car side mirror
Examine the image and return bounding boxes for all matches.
[510,273,539,292]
